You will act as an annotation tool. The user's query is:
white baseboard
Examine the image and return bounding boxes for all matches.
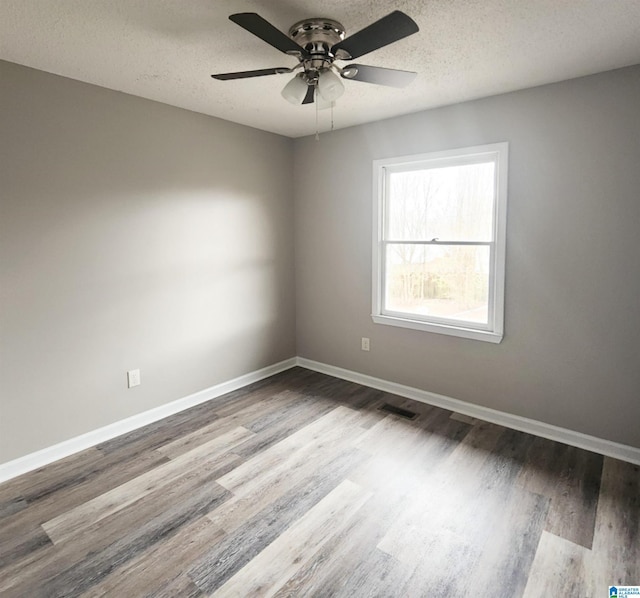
[296,357,640,466]
[3,354,638,485]
[0,358,297,484]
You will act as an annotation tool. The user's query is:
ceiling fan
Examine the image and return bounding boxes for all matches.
[211,11,419,106]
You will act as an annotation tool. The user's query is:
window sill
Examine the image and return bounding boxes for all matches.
[371,314,503,343]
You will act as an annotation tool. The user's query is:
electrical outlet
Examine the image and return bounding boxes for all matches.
[361,337,370,351]
[127,369,141,388]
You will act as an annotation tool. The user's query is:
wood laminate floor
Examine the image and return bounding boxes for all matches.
[1,367,638,597]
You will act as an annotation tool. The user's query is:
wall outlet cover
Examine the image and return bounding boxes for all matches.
[127,369,141,388]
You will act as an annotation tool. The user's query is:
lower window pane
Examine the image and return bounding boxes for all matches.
[384,244,490,325]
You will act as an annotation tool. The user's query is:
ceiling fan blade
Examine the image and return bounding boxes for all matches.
[229,13,308,57]
[341,64,417,88]
[212,67,291,81]
[302,85,315,104]
[331,11,418,60]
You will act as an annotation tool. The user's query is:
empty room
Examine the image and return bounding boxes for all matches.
[1,1,639,596]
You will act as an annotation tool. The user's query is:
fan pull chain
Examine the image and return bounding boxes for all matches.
[315,88,320,141]
[331,102,334,132]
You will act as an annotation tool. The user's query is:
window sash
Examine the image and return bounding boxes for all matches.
[380,241,496,331]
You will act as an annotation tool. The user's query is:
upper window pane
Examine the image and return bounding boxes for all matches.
[386,161,495,242]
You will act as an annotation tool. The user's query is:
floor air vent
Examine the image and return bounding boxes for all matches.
[379,403,417,420]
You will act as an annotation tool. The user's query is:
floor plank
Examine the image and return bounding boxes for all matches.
[207,408,367,535]
[189,447,368,594]
[0,454,239,595]
[80,517,225,597]
[590,457,640,585]
[4,472,231,597]
[0,450,169,570]
[521,531,592,598]
[271,481,410,597]
[206,479,372,597]
[42,426,252,544]
[517,436,603,548]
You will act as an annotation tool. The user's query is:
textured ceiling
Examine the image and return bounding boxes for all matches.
[1,0,640,138]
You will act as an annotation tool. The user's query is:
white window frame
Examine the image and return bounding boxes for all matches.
[372,142,508,343]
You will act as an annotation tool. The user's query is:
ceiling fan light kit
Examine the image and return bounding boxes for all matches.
[212,10,419,108]
[317,69,344,102]
[281,73,310,104]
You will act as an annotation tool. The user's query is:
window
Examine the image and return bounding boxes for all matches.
[372,143,508,343]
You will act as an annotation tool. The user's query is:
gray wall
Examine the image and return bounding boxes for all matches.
[0,60,296,463]
[294,65,640,449]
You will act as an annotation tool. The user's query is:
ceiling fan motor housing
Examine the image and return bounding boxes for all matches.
[288,18,348,78]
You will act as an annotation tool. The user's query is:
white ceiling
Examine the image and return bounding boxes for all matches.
[1,1,640,138]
